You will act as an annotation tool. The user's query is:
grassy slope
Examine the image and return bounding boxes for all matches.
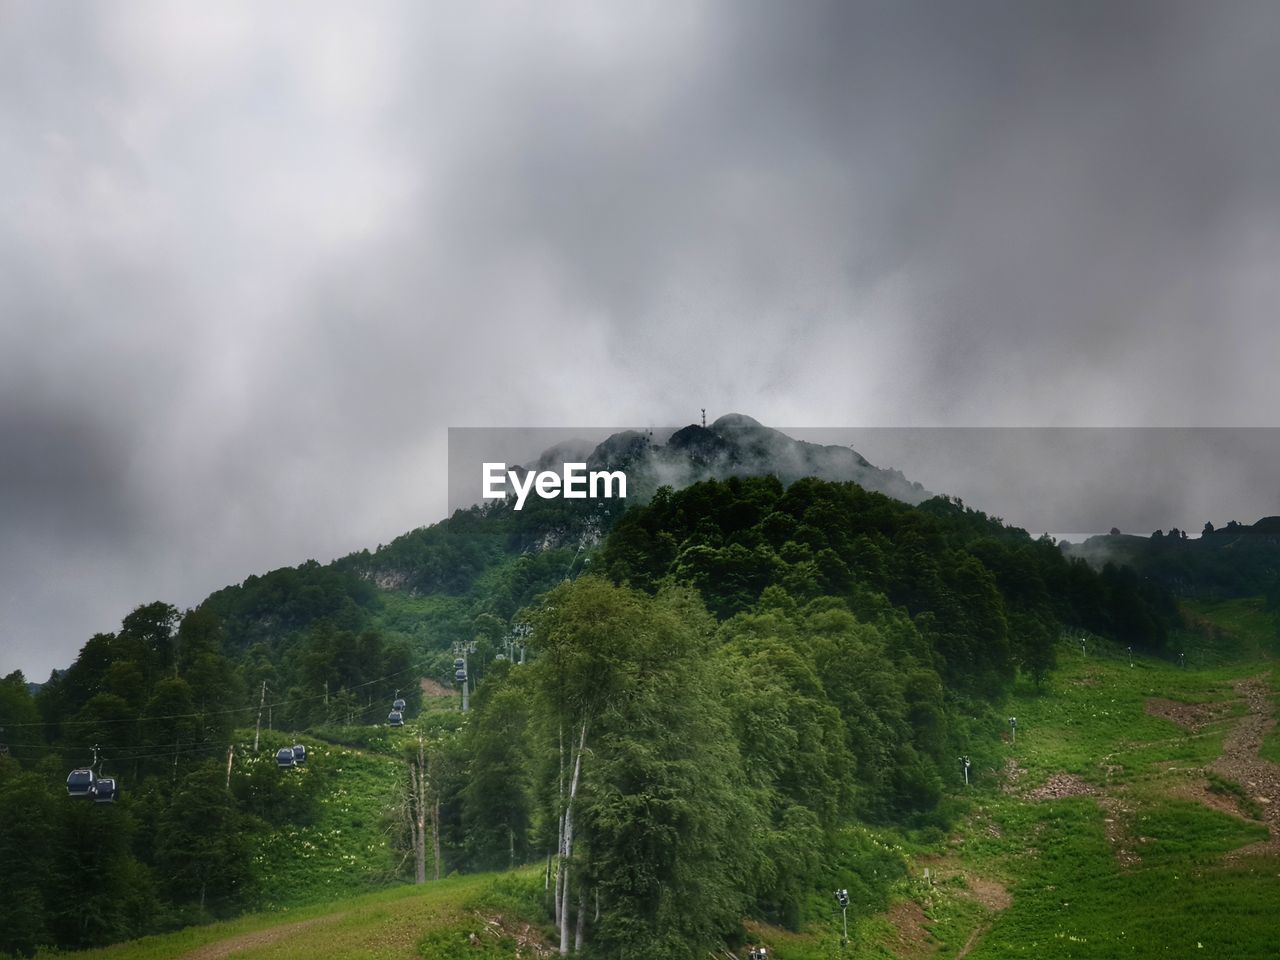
[73,870,547,960]
[246,683,464,908]
[949,659,1273,959]
[757,600,1280,959]
[1185,597,1280,764]
[1181,596,1279,663]
[246,734,406,909]
[886,600,1277,960]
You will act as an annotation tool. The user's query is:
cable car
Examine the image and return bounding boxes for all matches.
[92,778,118,803]
[392,698,406,711]
[454,658,465,670]
[388,710,404,727]
[454,669,467,683]
[66,768,96,798]
[292,744,307,765]
[276,747,296,769]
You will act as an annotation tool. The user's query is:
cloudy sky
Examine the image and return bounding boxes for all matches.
[4,0,1280,678]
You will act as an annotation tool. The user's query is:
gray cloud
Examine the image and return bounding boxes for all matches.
[3,1,1280,677]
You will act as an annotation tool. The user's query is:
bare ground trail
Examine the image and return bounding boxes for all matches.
[1211,676,1280,857]
[1141,674,1279,853]
[179,916,343,960]
[953,877,1012,959]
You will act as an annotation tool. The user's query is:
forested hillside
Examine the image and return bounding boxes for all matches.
[0,455,1191,957]
[1064,519,1280,601]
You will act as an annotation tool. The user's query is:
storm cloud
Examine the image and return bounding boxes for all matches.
[4,1,1280,676]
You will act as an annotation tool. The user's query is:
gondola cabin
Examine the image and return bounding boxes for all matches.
[276,747,296,769]
[454,658,465,670]
[66,768,96,798]
[388,710,404,727]
[454,669,467,683]
[392,698,406,711]
[291,744,307,765]
[92,778,118,803]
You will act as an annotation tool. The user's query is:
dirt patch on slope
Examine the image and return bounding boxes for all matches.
[1144,697,1235,731]
[1168,779,1259,822]
[420,677,453,697]
[957,876,1011,911]
[1001,758,1025,792]
[882,899,935,959]
[1096,795,1143,867]
[1025,773,1098,802]
[1212,676,1280,859]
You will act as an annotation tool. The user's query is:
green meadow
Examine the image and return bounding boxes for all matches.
[70,870,548,960]
[871,608,1279,960]
[754,603,1280,959]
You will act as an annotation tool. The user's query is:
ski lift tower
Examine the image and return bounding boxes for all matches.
[452,640,477,712]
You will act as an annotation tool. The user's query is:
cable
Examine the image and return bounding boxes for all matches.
[11,684,424,764]
[4,658,437,728]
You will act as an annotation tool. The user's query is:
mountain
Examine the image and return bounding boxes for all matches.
[11,413,1201,958]
[339,415,930,602]
[528,413,929,505]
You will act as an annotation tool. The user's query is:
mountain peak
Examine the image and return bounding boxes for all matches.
[573,415,928,504]
[709,412,764,431]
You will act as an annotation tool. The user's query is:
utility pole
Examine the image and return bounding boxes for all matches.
[225,745,235,790]
[959,755,971,786]
[835,888,849,948]
[254,680,267,753]
[432,796,441,881]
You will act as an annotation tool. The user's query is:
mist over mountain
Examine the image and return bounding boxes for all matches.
[527,413,929,505]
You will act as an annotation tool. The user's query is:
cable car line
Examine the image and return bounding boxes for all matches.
[2,660,437,727]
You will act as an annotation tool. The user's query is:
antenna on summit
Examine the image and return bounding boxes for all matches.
[701,408,706,428]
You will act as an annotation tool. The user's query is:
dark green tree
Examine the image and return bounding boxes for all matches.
[155,763,248,915]
[462,670,533,870]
